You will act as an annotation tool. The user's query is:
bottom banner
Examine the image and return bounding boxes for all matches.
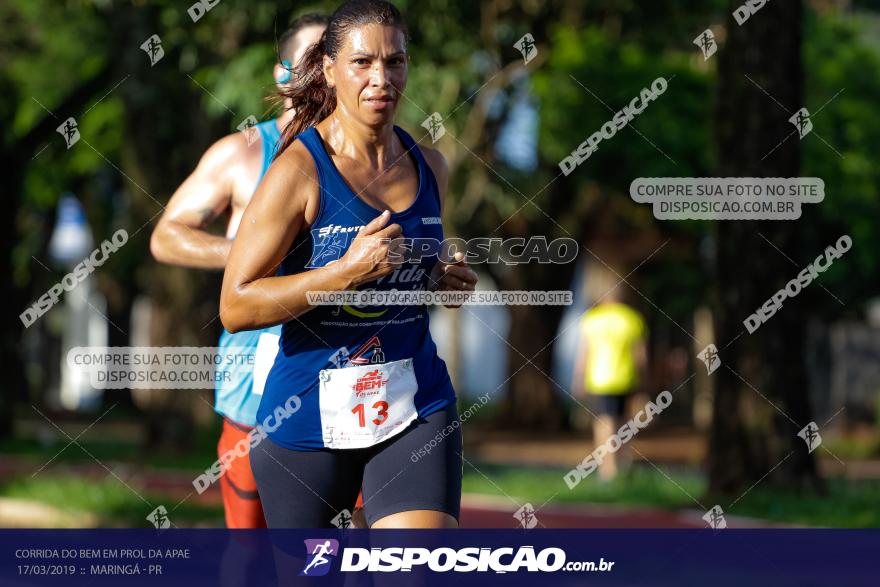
[1,529,876,586]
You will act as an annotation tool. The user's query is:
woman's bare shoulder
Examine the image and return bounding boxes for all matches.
[269,137,322,224]
[418,143,449,182]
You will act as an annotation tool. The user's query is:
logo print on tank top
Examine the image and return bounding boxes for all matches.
[328,336,385,369]
[308,224,365,269]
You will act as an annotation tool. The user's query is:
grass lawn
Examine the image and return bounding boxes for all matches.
[461,461,880,527]
[463,462,705,509]
[0,475,223,527]
[2,429,879,528]
[3,463,878,528]
[0,432,219,473]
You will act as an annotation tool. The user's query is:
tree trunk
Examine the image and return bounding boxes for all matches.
[709,0,823,496]
[496,235,589,429]
[494,153,594,430]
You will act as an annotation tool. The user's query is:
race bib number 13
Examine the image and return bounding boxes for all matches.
[318,358,419,449]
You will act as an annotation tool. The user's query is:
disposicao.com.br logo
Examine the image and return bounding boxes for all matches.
[300,539,339,576]
[300,541,614,574]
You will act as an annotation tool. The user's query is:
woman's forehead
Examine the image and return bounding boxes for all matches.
[339,24,406,55]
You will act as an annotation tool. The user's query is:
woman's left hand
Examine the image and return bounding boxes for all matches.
[430,251,478,308]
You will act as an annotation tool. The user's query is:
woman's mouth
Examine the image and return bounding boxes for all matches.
[365,95,395,110]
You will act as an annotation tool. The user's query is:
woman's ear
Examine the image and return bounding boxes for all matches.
[274,61,292,88]
[323,55,335,89]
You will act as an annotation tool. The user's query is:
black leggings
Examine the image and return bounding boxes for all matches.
[251,402,462,528]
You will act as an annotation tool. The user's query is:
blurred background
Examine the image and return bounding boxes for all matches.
[2,0,879,529]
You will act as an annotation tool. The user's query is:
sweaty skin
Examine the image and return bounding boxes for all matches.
[149,25,325,269]
[220,24,477,332]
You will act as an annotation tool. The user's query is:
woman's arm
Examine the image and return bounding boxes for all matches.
[150,134,242,269]
[220,144,403,333]
[572,330,589,396]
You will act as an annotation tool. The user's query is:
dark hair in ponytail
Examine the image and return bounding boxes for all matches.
[272,0,409,160]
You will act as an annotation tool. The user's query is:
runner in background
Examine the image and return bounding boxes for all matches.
[572,279,648,481]
[149,14,328,528]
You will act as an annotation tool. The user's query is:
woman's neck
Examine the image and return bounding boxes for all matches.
[323,112,400,171]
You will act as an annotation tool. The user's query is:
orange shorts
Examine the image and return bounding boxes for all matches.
[218,418,364,528]
[217,418,266,528]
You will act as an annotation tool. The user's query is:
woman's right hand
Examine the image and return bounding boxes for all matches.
[335,210,405,287]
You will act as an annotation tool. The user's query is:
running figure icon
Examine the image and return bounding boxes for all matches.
[301,540,337,576]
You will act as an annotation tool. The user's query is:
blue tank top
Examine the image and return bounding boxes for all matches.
[214,119,284,426]
[258,125,455,450]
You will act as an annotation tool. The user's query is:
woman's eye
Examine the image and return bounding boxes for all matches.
[355,58,369,65]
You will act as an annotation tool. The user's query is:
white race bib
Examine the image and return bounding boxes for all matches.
[251,332,280,397]
[318,358,419,449]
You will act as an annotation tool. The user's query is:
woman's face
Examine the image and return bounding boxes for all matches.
[324,24,408,127]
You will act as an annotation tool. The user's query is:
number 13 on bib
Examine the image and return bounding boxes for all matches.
[318,358,419,449]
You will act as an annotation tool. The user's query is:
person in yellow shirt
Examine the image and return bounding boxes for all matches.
[572,289,647,480]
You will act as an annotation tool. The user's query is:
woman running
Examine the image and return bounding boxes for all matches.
[220,0,477,529]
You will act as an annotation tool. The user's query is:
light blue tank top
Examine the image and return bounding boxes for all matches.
[258,125,455,450]
[214,119,284,426]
